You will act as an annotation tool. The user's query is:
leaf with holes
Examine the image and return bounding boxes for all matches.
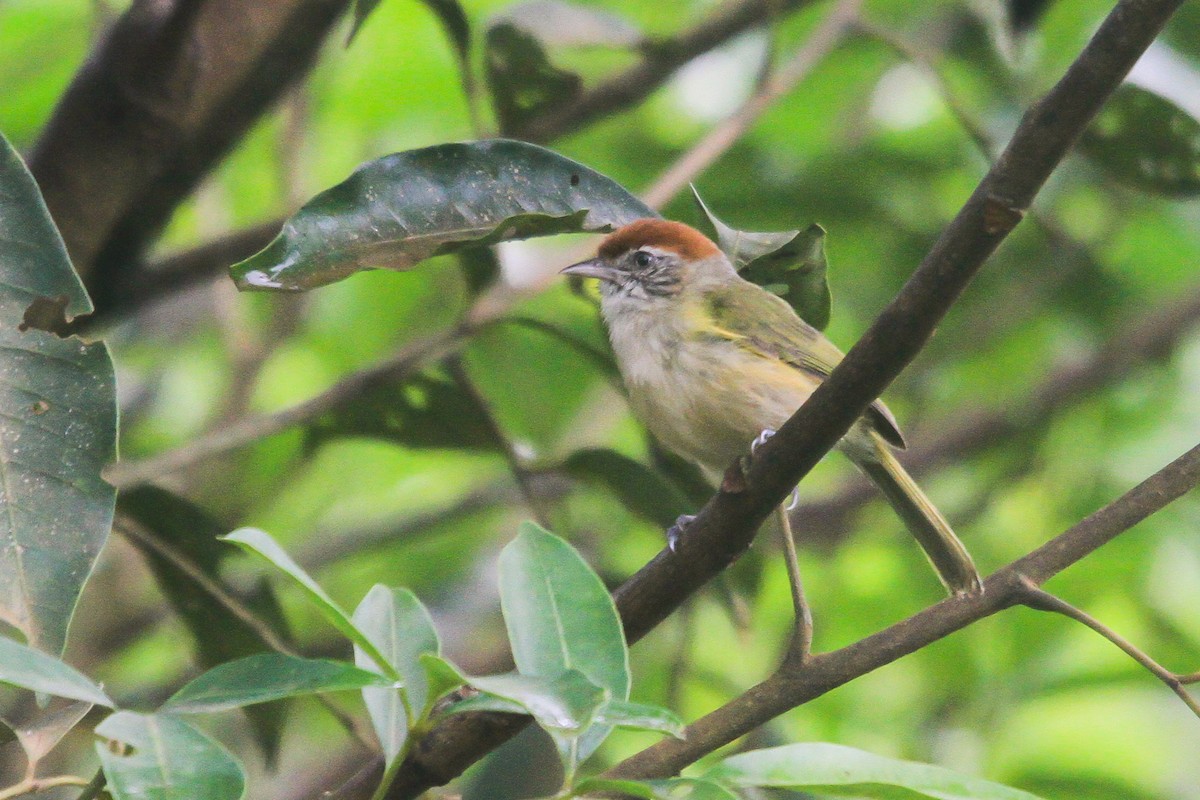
[97,711,245,800]
[1080,84,1200,197]
[691,186,831,330]
[0,132,116,656]
[230,140,653,291]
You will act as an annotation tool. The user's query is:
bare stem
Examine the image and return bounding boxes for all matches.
[774,503,812,664]
[0,775,91,800]
[1013,576,1200,719]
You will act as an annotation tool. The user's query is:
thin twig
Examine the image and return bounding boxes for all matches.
[0,775,90,800]
[641,0,863,210]
[774,503,812,665]
[104,328,469,489]
[1012,576,1200,719]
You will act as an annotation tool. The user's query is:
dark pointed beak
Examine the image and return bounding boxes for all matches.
[560,258,622,284]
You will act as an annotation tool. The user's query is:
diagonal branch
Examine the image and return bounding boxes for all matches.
[380,0,1185,795]
[609,441,1200,778]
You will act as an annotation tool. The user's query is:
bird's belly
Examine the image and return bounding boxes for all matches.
[618,336,818,471]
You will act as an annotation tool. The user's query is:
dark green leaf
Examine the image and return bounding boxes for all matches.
[1080,84,1200,197]
[308,369,502,453]
[230,140,653,291]
[707,743,1045,799]
[421,0,472,65]
[96,711,245,800]
[119,486,291,760]
[562,448,691,528]
[0,131,116,656]
[459,246,501,296]
[162,653,391,714]
[465,669,606,734]
[499,522,629,763]
[221,529,397,680]
[0,635,111,706]
[691,186,831,330]
[596,699,685,739]
[352,585,440,764]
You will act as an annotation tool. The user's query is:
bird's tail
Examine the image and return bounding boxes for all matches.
[852,434,983,596]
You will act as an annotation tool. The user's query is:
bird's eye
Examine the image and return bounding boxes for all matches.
[632,250,653,268]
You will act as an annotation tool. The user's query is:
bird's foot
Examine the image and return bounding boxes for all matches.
[666,514,696,552]
[786,487,800,511]
[750,428,776,456]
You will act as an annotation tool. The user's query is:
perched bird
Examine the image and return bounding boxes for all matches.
[562,218,981,596]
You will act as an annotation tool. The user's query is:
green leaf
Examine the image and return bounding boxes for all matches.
[596,700,686,739]
[347,0,385,43]
[119,486,291,761]
[1,699,92,767]
[576,778,740,800]
[1079,84,1200,197]
[0,635,112,706]
[562,448,692,528]
[162,653,391,714]
[465,669,606,734]
[498,522,629,763]
[691,186,831,330]
[419,653,467,704]
[220,528,397,680]
[352,585,441,764]
[307,369,503,453]
[574,778,662,799]
[96,711,245,800]
[0,131,117,656]
[707,743,1046,799]
[230,139,653,291]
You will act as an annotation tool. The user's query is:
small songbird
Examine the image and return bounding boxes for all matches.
[562,218,981,596]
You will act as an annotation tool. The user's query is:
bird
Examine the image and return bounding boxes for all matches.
[561,218,982,597]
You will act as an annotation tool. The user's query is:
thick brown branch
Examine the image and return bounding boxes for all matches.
[610,441,1200,777]
[29,0,350,310]
[381,0,1184,795]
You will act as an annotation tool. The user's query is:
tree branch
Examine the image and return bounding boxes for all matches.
[380,0,1185,794]
[609,441,1200,778]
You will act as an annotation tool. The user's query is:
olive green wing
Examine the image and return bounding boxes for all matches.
[703,280,906,448]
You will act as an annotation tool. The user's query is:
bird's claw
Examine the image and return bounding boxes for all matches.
[750,428,776,456]
[666,514,696,552]
[786,487,800,511]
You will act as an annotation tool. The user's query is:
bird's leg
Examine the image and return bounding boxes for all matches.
[666,513,696,552]
[775,502,813,665]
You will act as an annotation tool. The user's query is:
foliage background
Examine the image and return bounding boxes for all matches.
[2,0,1199,797]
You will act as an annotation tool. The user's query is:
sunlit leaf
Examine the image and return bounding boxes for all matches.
[596,699,685,739]
[97,711,245,800]
[120,486,291,761]
[162,653,390,714]
[499,522,629,764]
[220,528,397,680]
[1080,84,1200,197]
[707,743,1046,799]
[0,635,112,706]
[347,0,384,43]
[561,448,691,528]
[460,669,606,734]
[230,140,653,291]
[352,585,440,765]
[0,131,116,656]
[691,186,831,330]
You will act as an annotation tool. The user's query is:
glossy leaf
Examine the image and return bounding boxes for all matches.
[0,635,112,706]
[596,699,685,739]
[119,486,290,760]
[352,585,440,764]
[691,186,831,330]
[97,711,245,800]
[230,139,653,291]
[220,528,397,680]
[1080,84,1200,197]
[498,522,629,763]
[464,669,606,734]
[707,743,1045,799]
[0,131,116,655]
[162,653,390,714]
[562,448,692,528]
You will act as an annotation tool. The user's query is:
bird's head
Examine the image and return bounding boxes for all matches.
[561,219,734,304]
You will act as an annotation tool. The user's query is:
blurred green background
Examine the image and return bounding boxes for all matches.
[2,0,1199,797]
